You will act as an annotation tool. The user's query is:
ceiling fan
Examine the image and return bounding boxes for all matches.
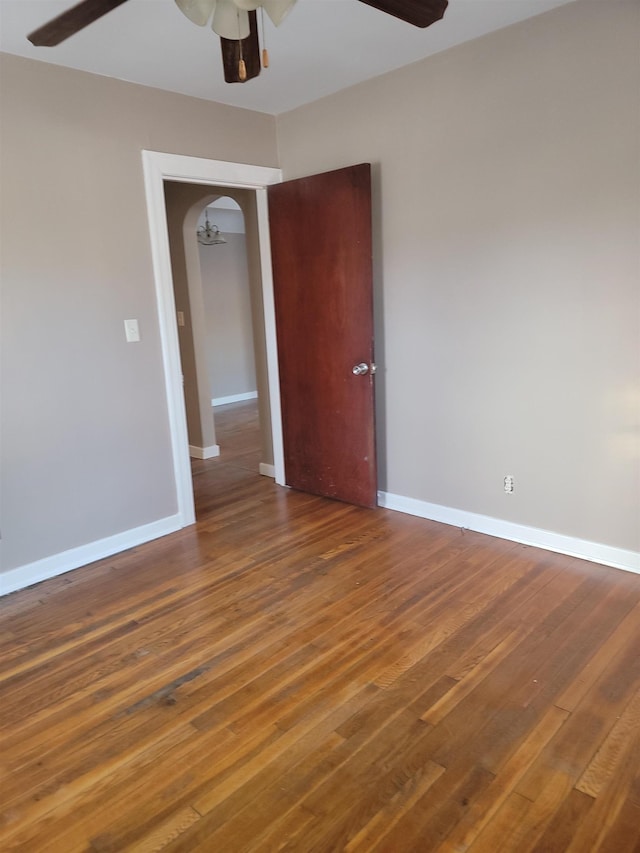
[27,0,448,85]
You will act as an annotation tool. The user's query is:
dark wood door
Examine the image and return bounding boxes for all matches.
[268,164,377,508]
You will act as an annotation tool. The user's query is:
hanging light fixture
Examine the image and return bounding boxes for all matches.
[197,213,227,246]
[175,0,297,40]
[175,0,296,81]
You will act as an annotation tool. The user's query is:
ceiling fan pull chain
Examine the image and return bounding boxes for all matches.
[260,7,270,68]
[237,8,247,81]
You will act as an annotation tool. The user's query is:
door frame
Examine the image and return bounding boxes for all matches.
[142,151,285,527]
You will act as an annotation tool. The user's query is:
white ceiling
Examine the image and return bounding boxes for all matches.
[0,0,576,115]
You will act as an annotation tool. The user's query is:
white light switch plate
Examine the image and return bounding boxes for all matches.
[124,319,140,342]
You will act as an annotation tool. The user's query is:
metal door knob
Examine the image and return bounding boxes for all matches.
[352,362,370,376]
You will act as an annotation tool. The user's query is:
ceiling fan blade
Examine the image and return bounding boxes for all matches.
[357,0,448,28]
[27,0,131,46]
[220,10,261,83]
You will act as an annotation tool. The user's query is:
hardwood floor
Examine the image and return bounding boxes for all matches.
[1,401,639,851]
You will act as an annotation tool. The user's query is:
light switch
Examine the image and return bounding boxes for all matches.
[124,319,140,342]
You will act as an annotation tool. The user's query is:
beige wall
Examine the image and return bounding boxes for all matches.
[200,233,258,402]
[0,54,278,574]
[164,182,219,452]
[1,0,638,583]
[276,0,640,552]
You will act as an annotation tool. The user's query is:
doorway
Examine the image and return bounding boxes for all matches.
[164,185,267,473]
[142,152,285,528]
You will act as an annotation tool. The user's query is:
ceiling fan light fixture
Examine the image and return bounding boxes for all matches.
[175,0,295,34]
[175,0,216,27]
[226,0,296,23]
[262,0,297,28]
[212,0,251,39]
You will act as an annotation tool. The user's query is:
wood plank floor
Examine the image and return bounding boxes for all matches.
[1,401,640,851]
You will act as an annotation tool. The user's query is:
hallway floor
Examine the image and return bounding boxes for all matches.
[191,398,263,518]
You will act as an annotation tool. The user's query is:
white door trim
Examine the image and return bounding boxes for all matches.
[141,151,285,527]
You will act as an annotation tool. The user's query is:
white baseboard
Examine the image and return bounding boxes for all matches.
[5,490,633,600]
[0,514,183,597]
[212,391,258,407]
[189,444,220,460]
[259,463,275,478]
[378,492,640,575]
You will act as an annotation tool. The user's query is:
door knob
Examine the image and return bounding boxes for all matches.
[352,362,373,376]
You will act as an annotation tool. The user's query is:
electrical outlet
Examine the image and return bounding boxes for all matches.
[504,475,514,493]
